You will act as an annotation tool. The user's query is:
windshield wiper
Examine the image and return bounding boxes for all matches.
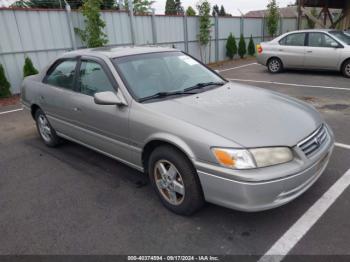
[138,81,226,103]
[183,81,226,93]
[138,90,197,103]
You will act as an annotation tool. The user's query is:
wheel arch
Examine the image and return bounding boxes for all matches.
[30,104,41,119]
[340,58,350,71]
[141,135,196,174]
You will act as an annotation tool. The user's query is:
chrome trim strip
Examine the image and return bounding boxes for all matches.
[297,124,324,147]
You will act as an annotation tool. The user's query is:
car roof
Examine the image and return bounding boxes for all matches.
[284,29,339,34]
[61,46,178,59]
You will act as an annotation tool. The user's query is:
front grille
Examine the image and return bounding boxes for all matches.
[298,125,328,157]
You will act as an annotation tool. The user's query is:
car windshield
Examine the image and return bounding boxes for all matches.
[113,52,224,101]
[329,31,350,45]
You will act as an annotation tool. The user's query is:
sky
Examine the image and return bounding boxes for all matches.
[153,0,294,15]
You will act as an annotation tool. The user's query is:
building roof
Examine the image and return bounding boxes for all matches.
[63,46,177,59]
[245,6,299,18]
[244,5,342,18]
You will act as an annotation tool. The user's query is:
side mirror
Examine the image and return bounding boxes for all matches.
[331,42,340,48]
[94,91,127,106]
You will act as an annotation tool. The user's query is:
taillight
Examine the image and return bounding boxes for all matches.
[257,44,263,54]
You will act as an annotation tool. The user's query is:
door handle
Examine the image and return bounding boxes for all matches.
[73,107,81,112]
[306,50,313,53]
[278,49,284,52]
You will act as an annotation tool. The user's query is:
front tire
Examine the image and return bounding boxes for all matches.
[267,57,283,73]
[342,60,350,78]
[148,145,204,216]
[35,109,61,147]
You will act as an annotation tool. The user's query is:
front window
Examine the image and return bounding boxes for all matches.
[329,31,350,45]
[77,60,115,96]
[308,32,339,48]
[113,52,224,101]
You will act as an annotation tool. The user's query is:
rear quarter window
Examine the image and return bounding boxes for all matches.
[279,33,306,46]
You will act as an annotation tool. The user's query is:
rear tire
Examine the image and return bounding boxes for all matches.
[267,57,283,73]
[148,145,204,216]
[35,109,61,147]
[341,60,350,78]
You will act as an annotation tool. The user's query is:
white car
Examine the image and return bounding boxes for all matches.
[256,29,350,78]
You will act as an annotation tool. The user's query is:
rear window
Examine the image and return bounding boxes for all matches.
[45,60,77,90]
[279,33,306,46]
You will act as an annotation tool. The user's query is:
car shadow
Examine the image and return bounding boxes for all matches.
[280,69,343,78]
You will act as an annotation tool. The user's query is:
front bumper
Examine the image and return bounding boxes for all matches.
[196,128,334,212]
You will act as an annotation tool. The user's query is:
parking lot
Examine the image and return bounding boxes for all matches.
[1,61,350,259]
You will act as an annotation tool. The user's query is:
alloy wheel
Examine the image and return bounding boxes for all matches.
[38,114,52,143]
[345,63,350,77]
[153,160,185,206]
[269,59,281,73]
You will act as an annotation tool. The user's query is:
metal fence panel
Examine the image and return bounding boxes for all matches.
[155,16,184,43]
[244,18,263,38]
[282,18,297,33]
[134,15,153,44]
[0,9,299,93]
[218,17,241,39]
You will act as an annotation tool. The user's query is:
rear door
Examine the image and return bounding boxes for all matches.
[41,58,81,137]
[277,32,306,68]
[304,32,342,70]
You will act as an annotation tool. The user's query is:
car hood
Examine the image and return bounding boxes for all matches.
[144,83,322,148]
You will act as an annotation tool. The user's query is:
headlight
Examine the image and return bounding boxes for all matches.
[212,147,293,170]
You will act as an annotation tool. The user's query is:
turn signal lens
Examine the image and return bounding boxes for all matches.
[212,148,256,169]
[213,149,235,166]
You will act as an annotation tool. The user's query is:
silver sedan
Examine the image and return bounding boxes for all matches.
[257,29,350,77]
[21,47,334,215]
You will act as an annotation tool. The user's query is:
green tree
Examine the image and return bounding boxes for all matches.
[10,0,30,8]
[125,0,154,14]
[266,0,280,37]
[219,5,226,16]
[0,64,11,98]
[212,4,219,16]
[165,0,176,15]
[185,6,196,16]
[100,0,115,9]
[238,34,246,58]
[175,0,184,15]
[27,0,61,8]
[23,57,39,78]
[307,7,318,29]
[226,33,237,59]
[75,0,108,48]
[196,0,212,62]
[247,35,255,56]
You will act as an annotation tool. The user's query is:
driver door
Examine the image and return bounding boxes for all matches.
[304,32,342,70]
[69,57,132,163]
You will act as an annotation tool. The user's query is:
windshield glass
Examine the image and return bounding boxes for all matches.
[329,31,350,45]
[113,52,224,101]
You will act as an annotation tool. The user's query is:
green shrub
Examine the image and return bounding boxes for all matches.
[0,64,11,98]
[238,34,247,59]
[23,57,39,78]
[75,0,108,48]
[248,35,255,56]
[226,33,237,59]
